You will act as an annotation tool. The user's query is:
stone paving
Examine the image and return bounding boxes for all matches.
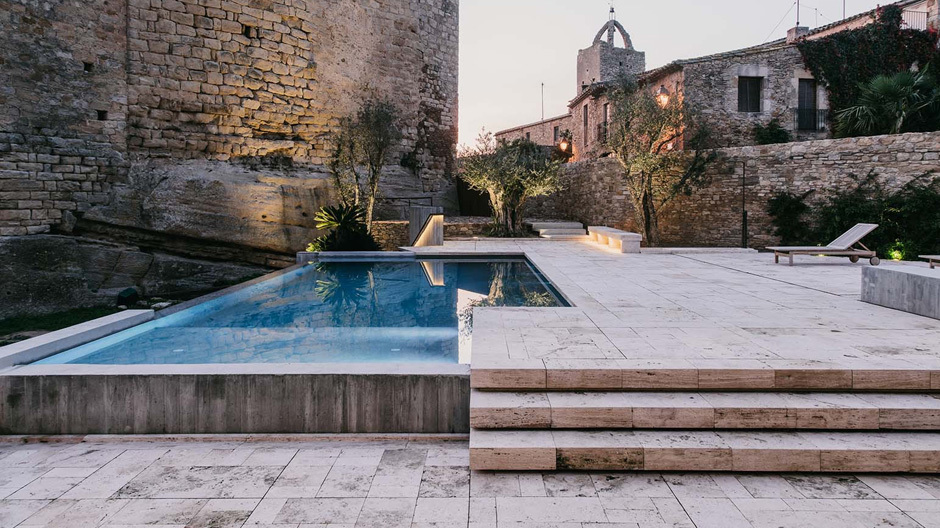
[2,439,940,527]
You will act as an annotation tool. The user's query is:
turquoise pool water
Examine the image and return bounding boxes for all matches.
[36,258,567,365]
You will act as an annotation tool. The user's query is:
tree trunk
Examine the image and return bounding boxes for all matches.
[640,188,661,247]
[365,192,376,231]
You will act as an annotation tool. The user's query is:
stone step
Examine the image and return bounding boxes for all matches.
[470,390,940,430]
[469,428,940,472]
[540,235,591,241]
[470,360,940,392]
[537,228,588,236]
[527,221,584,231]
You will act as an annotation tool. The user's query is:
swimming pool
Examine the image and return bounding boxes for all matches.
[36,257,567,365]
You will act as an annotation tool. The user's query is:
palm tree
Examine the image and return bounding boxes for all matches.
[836,68,940,137]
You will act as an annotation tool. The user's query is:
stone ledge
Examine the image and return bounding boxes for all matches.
[862,266,940,320]
[0,310,154,369]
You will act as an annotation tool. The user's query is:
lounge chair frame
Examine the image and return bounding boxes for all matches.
[771,242,878,266]
[768,223,881,266]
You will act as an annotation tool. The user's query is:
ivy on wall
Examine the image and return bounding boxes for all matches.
[767,171,940,260]
[796,5,939,116]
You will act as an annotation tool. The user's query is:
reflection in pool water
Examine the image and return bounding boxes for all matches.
[37,259,567,365]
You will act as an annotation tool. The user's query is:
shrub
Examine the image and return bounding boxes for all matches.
[835,68,940,137]
[307,204,381,252]
[766,172,940,260]
[753,119,792,145]
[766,190,814,245]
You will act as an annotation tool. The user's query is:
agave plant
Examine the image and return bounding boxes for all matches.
[836,68,940,137]
[314,204,368,232]
[307,203,381,252]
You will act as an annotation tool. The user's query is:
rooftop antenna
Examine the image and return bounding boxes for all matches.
[843,0,846,19]
[796,0,801,26]
[541,83,545,121]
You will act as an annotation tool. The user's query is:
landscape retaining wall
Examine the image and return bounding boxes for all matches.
[529,131,940,248]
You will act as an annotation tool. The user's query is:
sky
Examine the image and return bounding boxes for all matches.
[458,0,887,147]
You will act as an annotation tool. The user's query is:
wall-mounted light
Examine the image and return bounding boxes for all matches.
[656,84,670,107]
[559,140,570,152]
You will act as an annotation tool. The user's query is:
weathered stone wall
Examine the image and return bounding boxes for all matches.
[1,0,459,250]
[445,216,490,238]
[496,115,571,149]
[0,0,130,236]
[680,44,830,149]
[372,220,410,251]
[529,131,940,248]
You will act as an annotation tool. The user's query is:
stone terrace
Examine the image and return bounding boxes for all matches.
[3,438,940,528]
[412,240,940,473]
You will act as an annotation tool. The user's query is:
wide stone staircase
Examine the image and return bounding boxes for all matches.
[526,221,589,240]
[468,364,940,472]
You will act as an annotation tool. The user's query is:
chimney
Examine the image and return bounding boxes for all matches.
[787,26,810,43]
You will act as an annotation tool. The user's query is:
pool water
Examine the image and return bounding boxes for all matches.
[36,258,567,365]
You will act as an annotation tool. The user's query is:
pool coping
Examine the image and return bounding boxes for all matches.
[0,248,568,376]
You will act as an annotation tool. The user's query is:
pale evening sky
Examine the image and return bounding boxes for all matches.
[457,0,887,147]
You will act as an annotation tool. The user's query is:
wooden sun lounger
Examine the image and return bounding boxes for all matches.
[922,255,940,269]
[767,223,881,266]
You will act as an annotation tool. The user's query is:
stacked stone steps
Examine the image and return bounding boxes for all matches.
[470,361,940,391]
[470,390,940,430]
[526,221,589,240]
[468,363,940,472]
[470,428,940,472]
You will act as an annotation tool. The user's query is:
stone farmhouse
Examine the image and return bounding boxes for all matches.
[496,0,940,160]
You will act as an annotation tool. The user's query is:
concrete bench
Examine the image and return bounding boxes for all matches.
[588,226,642,254]
[862,266,940,320]
[921,255,939,269]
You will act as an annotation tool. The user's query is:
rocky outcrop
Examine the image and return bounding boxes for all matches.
[0,235,267,319]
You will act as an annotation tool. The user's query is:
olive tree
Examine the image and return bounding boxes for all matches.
[607,79,716,246]
[327,99,401,229]
[460,133,563,237]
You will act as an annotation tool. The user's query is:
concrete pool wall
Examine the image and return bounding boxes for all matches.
[0,364,469,435]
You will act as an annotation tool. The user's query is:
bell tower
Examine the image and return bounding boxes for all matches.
[577,8,646,92]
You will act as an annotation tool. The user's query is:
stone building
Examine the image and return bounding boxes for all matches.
[497,0,939,158]
[0,0,459,247]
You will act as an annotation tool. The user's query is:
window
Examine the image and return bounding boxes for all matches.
[737,77,762,112]
[96,110,108,121]
[525,132,530,141]
[599,103,610,142]
[553,126,560,143]
[83,62,94,73]
[797,79,819,131]
[583,104,589,142]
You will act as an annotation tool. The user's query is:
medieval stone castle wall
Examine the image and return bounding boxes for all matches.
[0,0,459,248]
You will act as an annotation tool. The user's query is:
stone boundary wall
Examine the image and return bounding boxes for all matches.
[372,220,410,251]
[1,0,459,242]
[372,217,492,250]
[529,131,940,248]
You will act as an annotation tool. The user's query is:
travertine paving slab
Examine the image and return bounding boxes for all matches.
[0,437,939,526]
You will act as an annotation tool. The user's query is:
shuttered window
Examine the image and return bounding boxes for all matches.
[738,77,762,112]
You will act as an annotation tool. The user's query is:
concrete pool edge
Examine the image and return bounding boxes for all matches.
[0,310,155,369]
